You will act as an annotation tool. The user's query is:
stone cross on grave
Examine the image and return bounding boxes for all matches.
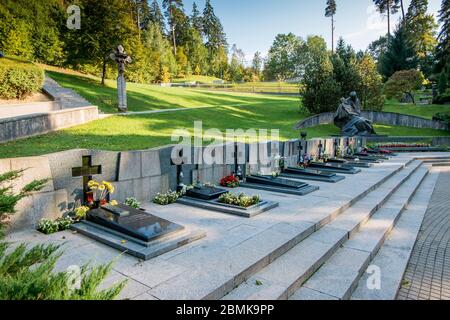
[72,155,102,204]
[110,45,132,113]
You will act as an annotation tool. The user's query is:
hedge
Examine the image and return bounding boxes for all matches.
[0,57,44,99]
[432,94,450,105]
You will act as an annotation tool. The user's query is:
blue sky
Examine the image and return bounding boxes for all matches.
[180,0,441,63]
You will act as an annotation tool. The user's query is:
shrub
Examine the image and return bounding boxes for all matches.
[432,94,450,105]
[432,113,450,125]
[0,170,49,237]
[0,57,44,99]
[37,217,73,235]
[153,190,180,206]
[384,69,425,104]
[124,197,141,209]
[218,193,261,208]
[0,170,125,300]
[438,71,448,95]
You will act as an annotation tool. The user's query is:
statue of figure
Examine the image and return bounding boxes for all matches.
[110,45,132,113]
[334,92,376,136]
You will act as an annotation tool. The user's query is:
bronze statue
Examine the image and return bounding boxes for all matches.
[334,92,376,136]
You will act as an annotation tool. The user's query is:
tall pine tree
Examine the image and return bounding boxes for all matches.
[379,25,419,79]
[373,0,401,42]
[202,0,228,77]
[435,0,450,76]
[325,0,337,53]
[190,2,203,34]
[162,0,187,55]
[148,0,165,33]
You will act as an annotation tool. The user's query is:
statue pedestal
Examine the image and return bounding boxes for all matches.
[117,75,127,113]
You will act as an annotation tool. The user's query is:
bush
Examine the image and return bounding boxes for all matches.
[384,69,425,103]
[218,193,261,208]
[124,197,141,209]
[432,113,450,125]
[153,190,180,206]
[0,57,44,99]
[432,94,450,105]
[37,217,74,235]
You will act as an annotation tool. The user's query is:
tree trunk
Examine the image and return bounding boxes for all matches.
[101,58,107,86]
[331,16,335,53]
[172,24,177,55]
[387,2,391,44]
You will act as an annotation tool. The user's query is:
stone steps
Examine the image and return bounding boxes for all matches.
[220,160,424,300]
[290,166,429,300]
[350,170,439,300]
[147,159,413,300]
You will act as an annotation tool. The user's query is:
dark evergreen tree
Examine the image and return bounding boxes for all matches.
[190,2,203,35]
[202,0,228,76]
[148,0,165,32]
[367,36,389,61]
[162,0,188,55]
[379,25,419,79]
[435,0,450,76]
[325,0,337,53]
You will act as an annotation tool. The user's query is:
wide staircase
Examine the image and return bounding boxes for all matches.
[218,159,431,300]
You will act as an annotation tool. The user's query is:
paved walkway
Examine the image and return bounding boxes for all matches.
[397,169,450,300]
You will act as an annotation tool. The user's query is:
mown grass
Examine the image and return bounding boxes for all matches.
[1,68,448,159]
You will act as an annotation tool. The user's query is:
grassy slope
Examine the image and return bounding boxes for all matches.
[383,100,450,119]
[47,71,294,114]
[0,69,449,158]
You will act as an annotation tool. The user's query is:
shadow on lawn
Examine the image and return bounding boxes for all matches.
[47,70,300,114]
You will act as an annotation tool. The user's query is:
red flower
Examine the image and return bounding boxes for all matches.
[220,175,240,188]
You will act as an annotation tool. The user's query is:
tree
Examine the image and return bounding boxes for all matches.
[367,36,388,61]
[143,22,177,82]
[405,0,438,77]
[302,39,341,114]
[190,2,203,34]
[0,0,65,64]
[332,39,361,98]
[435,0,450,76]
[384,69,425,103]
[65,0,136,85]
[438,71,448,94]
[264,33,304,81]
[202,0,228,77]
[148,0,165,32]
[162,0,188,55]
[373,0,400,42]
[185,27,208,76]
[379,25,419,79]
[325,0,337,53]
[252,51,263,80]
[356,54,385,111]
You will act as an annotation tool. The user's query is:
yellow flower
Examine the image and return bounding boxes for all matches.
[98,185,106,191]
[110,200,118,206]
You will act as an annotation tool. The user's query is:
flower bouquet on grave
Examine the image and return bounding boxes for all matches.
[88,180,115,208]
[298,153,312,168]
[220,175,240,188]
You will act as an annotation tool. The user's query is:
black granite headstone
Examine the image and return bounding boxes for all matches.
[87,204,184,242]
[186,185,228,200]
[246,175,308,190]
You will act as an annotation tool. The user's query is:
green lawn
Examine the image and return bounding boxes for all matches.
[1,69,449,159]
[1,106,449,159]
[47,71,296,114]
[383,100,450,119]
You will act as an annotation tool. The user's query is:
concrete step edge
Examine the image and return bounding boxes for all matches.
[291,167,429,300]
[220,161,422,300]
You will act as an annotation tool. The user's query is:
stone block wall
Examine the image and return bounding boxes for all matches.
[294,111,450,132]
[1,137,366,233]
[0,106,99,143]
